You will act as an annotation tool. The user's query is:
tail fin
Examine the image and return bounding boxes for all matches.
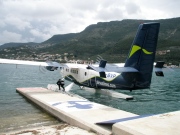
[123,22,160,89]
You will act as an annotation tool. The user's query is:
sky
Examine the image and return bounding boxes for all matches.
[0,0,180,45]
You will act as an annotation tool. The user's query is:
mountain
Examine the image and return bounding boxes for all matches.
[37,33,77,48]
[37,18,180,63]
[36,20,143,61]
[0,42,38,49]
[0,17,180,64]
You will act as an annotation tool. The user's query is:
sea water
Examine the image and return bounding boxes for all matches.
[74,67,180,115]
[0,64,61,133]
[0,64,180,133]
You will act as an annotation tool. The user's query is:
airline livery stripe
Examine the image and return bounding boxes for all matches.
[129,45,153,58]
[142,49,153,55]
[129,45,141,58]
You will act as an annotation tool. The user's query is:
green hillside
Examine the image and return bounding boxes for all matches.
[0,18,180,65]
[37,18,180,64]
[0,42,38,49]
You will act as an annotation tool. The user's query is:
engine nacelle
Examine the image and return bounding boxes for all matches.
[45,66,58,71]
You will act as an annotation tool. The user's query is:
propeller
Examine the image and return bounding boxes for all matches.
[65,83,75,92]
[96,55,104,63]
[39,65,47,73]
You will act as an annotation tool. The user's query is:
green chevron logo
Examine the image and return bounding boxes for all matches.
[129,45,153,58]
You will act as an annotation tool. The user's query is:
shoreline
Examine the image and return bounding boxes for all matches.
[2,124,97,135]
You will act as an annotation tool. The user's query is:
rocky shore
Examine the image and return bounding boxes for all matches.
[3,124,97,135]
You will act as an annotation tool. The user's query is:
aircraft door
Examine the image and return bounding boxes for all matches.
[78,69,89,86]
[82,69,93,87]
[82,69,97,88]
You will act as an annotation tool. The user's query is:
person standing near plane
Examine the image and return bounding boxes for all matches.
[57,79,65,91]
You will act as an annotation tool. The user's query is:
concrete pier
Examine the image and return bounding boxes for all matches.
[16,87,180,135]
[16,87,136,135]
[113,111,180,135]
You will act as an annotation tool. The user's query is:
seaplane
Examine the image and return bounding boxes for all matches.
[0,22,164,100]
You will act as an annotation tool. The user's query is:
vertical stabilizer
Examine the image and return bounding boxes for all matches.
[123,22,160,89]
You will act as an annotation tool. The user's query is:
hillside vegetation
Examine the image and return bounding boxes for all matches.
[0,18,180,65]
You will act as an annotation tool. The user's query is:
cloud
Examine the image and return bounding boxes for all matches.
[30,28,51,41]
[4,15,32,31]
[0,20,6,28]
[135,0,180,19]
[125,2,140,15]
[0,30,28,43]
[0,0,180,45]
[95,7,123,21]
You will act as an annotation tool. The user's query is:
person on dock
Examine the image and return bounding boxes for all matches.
[57,79,65,91]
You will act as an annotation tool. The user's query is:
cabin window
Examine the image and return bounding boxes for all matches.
[85,72,87,76]
[70,69,78,74]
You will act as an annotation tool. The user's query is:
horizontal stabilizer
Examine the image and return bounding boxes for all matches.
[155,61,165,68]
[87,64,139,78]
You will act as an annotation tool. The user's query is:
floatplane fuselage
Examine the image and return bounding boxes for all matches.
[61,63,123,90]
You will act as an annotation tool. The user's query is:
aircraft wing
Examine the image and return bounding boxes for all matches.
[89,60,164,77]
[105,63,139,72]
[89,64,138,72]
[0,58,62,71]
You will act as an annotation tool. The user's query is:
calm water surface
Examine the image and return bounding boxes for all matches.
[0,64,180,133]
